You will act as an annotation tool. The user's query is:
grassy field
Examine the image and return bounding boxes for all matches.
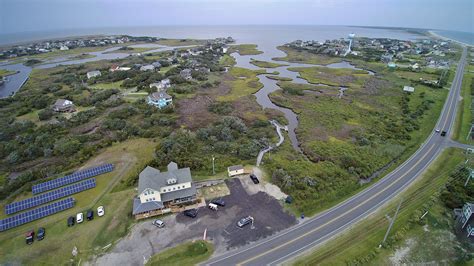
[90,80,124,90]
[288,66,371,88]
[0,69,17,77]
[293,148,467,265]
[250,59,288,68]
[217,67,266,101]
[146,240,213,266]
[219,54,236,67]
[453,61,473,144]
[272,45,342,65]
[266,75,293,81]
[157,39,207,47]
[228,44,263,55]
[0,138,156,264]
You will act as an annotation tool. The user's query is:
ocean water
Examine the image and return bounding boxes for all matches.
[434,30,474,45]
[0,25,421,47]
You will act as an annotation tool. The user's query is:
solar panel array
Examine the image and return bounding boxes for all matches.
[32,163,113,194]
[5,179,96,215]
[0,198,75,232]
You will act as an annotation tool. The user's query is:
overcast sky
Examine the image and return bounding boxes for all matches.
[1,0,473,34]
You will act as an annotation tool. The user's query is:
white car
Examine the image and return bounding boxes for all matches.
[153,219,165,228]
[97,206,105,217]
[76,213,83,223]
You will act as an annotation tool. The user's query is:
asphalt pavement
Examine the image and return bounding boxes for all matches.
[204,46,468,266]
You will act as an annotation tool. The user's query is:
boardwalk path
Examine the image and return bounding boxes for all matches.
[256,120,288,166]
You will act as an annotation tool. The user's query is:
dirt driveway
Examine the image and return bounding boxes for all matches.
[93,179,296,265]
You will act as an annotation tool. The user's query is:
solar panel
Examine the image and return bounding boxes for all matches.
[5,179,96,215]
[0,198,75,232]
[32,163,113,194]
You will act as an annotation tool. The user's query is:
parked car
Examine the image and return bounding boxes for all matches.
[97,206,105,217]
[208,203,218,211]
[25,230,35,245]
[67,216,75,227]
[184,209,198,218]
[211,198,225,207]
[249,174,260,184]
[153,219,165,228]
[86,210,94,221]
[37,227,45,241]
[76,213,83,223]
[237,216,254,228]
[441,131,447,137]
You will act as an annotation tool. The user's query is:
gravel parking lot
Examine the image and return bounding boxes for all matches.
[93,178,296,265]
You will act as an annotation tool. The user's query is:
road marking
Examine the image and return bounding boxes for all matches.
[237,144,436,265]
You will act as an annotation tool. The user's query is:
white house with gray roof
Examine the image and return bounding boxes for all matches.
[132,162,197,219]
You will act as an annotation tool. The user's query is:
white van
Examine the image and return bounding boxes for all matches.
[208,203,218,211]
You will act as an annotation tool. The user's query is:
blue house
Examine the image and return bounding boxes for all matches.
[147,91,172,109]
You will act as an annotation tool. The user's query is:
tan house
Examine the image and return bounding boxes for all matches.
[132,162,198,219]
[228,165,244,177]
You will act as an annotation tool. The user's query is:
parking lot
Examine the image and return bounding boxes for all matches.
[94,178,296,265]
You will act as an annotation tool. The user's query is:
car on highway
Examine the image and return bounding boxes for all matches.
[237,216,253,228]
[211,198,225,207]
[97,206,105,217]
[435,128,440,133]
[37,227,45,241]
[249,174,260,184]
[25,230,35,245]
[76,213,83,223]
[67,216,75,227]
[184,209,198,218]
[441,131,447,137]
[152,219,165,228]
[86,210,94,221]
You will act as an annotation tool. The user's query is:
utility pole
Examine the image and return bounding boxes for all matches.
[212,156,215,175]
[381,198,403,247]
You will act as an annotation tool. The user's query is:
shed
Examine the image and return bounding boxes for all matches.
[403,86,415,93]
[227,165,244,177]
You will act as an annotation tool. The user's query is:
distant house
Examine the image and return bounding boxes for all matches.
[228,165,244,177]
[53,99,75,112]
[59,45,69,51]
[180,69,192,80]
[132,162,198,219]
[381,53,393,63]
[86,70,101,79]
[387,62,397,69]
[411,63,420,70]
[147,91,172,109]
[403,86,415,93]
[140,65,155,71]
[149,78,171,91]
[110,65,131,72]
[152,61,162,68]
[455,202,474,238]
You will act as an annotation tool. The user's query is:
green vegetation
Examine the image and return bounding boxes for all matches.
[263,69,448,216]
[266,75,293,81]
[228,44,263,55]
[146,240,213,266]
[219,54,236,67]
[250,59,287,68]
[453,61,474,144]
[288,66,370,87]
[217,67,266,101]
[157,38,207,46]
[0,69,17,77]
[272,45,342,65]
[105,46,157,54]
[0,138,156,264]
[294,148,472,265]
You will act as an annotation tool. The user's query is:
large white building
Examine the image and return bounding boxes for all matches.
[132,162,197,219]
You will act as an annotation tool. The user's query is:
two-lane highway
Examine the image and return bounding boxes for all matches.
[205,46,467,266]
